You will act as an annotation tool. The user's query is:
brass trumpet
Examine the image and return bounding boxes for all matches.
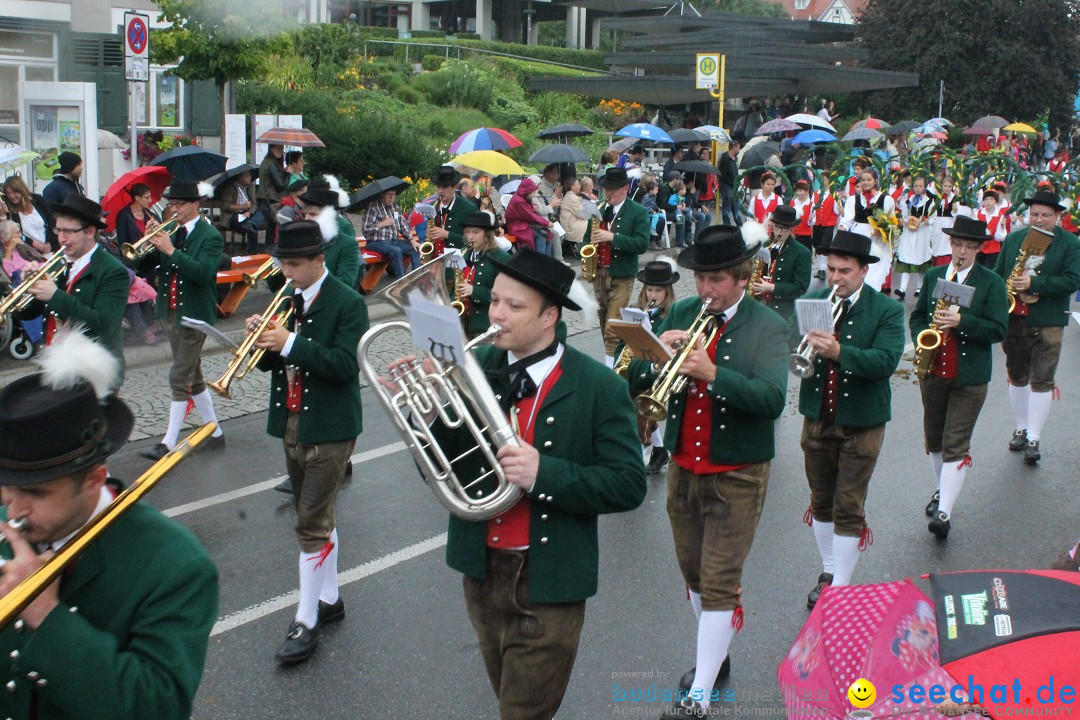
[242,258,280,288]
[788,286,844,378]
[635,301,721,422]
[121,217,179,260]
[0,422,216,630]
[0,253,69,320]
[208,284,295,399]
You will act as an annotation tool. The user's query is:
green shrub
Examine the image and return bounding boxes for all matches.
[489,94,538,128]
[421,54,445,71]
[412,60,493,109]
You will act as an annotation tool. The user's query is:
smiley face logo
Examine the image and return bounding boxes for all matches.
[847,678,876,708]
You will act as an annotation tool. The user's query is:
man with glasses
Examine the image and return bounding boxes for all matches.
[137,181,226,460]
[22,195,128,386]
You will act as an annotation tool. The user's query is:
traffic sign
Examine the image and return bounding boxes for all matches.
[695,53,720,90]
[123,12,150,82]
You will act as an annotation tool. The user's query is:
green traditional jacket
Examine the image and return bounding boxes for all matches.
[259,272,367,444]
[759,237,811,319]
[325,214,361,289]
[628,294,789,464]
[463,247,510,335]
[434,197,478,249]
[138,217,223,326]
[992,225,1080,327]
[439,343,646,604]
[585,198,650,278]
[23,246,129,384]
[795,284,905,427]
[909,263,1008,386]
[0,500,218,720]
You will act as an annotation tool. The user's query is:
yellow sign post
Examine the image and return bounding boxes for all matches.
[707,55,727,223]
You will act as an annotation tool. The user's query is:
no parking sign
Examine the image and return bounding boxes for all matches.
[124,11,150,82]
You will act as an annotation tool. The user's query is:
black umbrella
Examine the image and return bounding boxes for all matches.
[529,144,590,164]
[346,176,411,212]
[150,145,228,181]
[673,160,720,176]
[210,164,257,199]
[668,128,710,144]
[537,123,594,140]
[887,120,921,135]
[738,141,780,169]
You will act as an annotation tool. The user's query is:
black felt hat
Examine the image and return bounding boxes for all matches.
[597,167,630,190]
[1022,191,1067,213]
[460,212,498,231]
[162,180,209,201]
[430,165,463,187]
[268,220,329,258]
[822,229,880,264]
[490,247,581,310]
[298,186,340,208]
[942,215,992,243]
[636,260,680,285]
[676,225,761,271]
[51,195,107,230]
[769,205,799,228]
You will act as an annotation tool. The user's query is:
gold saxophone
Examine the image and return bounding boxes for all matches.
[451,266,468,317]
[913,259,961,380]
[581,228,598,283]
[419,241,437,265]
[747,256,766,297]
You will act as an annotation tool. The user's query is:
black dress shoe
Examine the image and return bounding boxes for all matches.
[924,490,940,517]
[807,572,833,609]
[1008,429,1027,451]
[202,434,226,452]
[275,622,318,665]
[1024,440,1041,465]
[344,460,353,476]
[928,512,951,539]
[274,478,294,494]
[677,656,731,692]
[894,290,906,301]
[646,447,670,474]
[139,443,170,461]
[317,598,345,627]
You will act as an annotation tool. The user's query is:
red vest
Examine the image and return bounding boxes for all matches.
[815,191,838,227]
[792,197,814,236]
[752,193,780,224]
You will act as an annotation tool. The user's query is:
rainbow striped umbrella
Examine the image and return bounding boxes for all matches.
[449,127,521,154]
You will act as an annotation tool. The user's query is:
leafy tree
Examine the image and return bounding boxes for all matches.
[697,0,788,18]
[858,0,1080,130]
[151,0,293,140]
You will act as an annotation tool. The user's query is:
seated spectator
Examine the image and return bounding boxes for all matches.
[579,176,597,202]
[219,169,266,253]
[640,181,667,247]
[2,176,54,254]
[361,189,420,278]
[504,178,552,252]
[277,177,309,225]
[558,177,589,255]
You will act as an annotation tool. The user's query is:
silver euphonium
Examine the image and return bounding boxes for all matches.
[357,255,522,520]
[788,285,844,378]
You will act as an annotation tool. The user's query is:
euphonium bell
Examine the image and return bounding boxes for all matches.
[121,217,179,260]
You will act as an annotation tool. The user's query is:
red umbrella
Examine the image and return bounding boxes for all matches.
[930,570,1080,719]
[101,165,171,232]
[255,127,325,147]
[852,118,891,131]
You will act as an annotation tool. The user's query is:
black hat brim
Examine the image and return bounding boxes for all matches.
[598,177,629,190]
[267,241,331,259]
[675,243,761,271]
[635,268,680,285]
[0,396,133,486]
[823,247,880,263]
[941,227,991,243]
[489,257,582,311]
[50,203,107,230]
[1023,197,1067,212]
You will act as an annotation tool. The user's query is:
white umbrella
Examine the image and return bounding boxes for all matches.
[786,113,837,132]
[97,129,129,150]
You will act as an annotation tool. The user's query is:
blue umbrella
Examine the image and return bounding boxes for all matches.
[792,129,837,145]
[151,145,228,181]
[615,123,674,143]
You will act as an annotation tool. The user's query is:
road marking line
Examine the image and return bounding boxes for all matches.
[210,533,447,636]
[162,441,406,518]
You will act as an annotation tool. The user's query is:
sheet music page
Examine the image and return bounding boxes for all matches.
[405,292,467,366]
[796,298,836,335]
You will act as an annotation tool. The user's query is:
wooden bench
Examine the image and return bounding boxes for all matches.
[359,237,390,294]
[216,253,270,317]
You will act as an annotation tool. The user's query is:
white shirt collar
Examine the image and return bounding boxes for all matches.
[846,285,864,306]
[610,200,624,215]
[182,215,201,234]
[296,268,330,306]
[439,197,456,212]
[714,291,745,320]
[50,485,113,552]
[954,264,973,283]
[66,242,98,278]
[508,342,564,387]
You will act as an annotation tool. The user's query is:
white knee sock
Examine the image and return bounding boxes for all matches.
[688,589,702,621]
[937,461,968,518]
[318,529,340,604]
[912,274,922,293]
[296,549,329,629]
[1027,391,1053,442]
[191,389,223,437]
[162,400,188,449]
[812,520,835,574]
[929,451,943,484]
[831,534,862,586]
[650,428,663,448]
[691,610,735,709]
[900,273,910,292]
[1008,384,1030,431]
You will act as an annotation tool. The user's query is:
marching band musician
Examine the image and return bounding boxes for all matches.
[993,190,1080,466]
[796,231,904,610]
[425,166,478,253]
[628,225,789,718]
[910,216,1008,540]
[839,169,895,292]
[752,206,811,320]
[0,330,218,720]
[298,181,361,289]
[137,181,226,460]
[249,220,368,665]
[457,212,510,339]
[388,249,645,719]
[20,196,128,386]
[586,167,651,368]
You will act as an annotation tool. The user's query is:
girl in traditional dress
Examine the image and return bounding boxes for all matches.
[928,176,967,267]
[751,171,781,225]
[839,169,895,291]
[895,176,934,299]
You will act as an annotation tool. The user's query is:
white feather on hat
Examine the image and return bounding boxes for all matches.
[740,218,768,249]
[196,181,214,200]
[313,205,338,242]
[36,326,118,401]
[653,255,678,272]
[324,175,349,209]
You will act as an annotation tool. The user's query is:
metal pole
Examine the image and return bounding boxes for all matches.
[938,80,944,119]
[709,54,727,225]
[130,82,138,169]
